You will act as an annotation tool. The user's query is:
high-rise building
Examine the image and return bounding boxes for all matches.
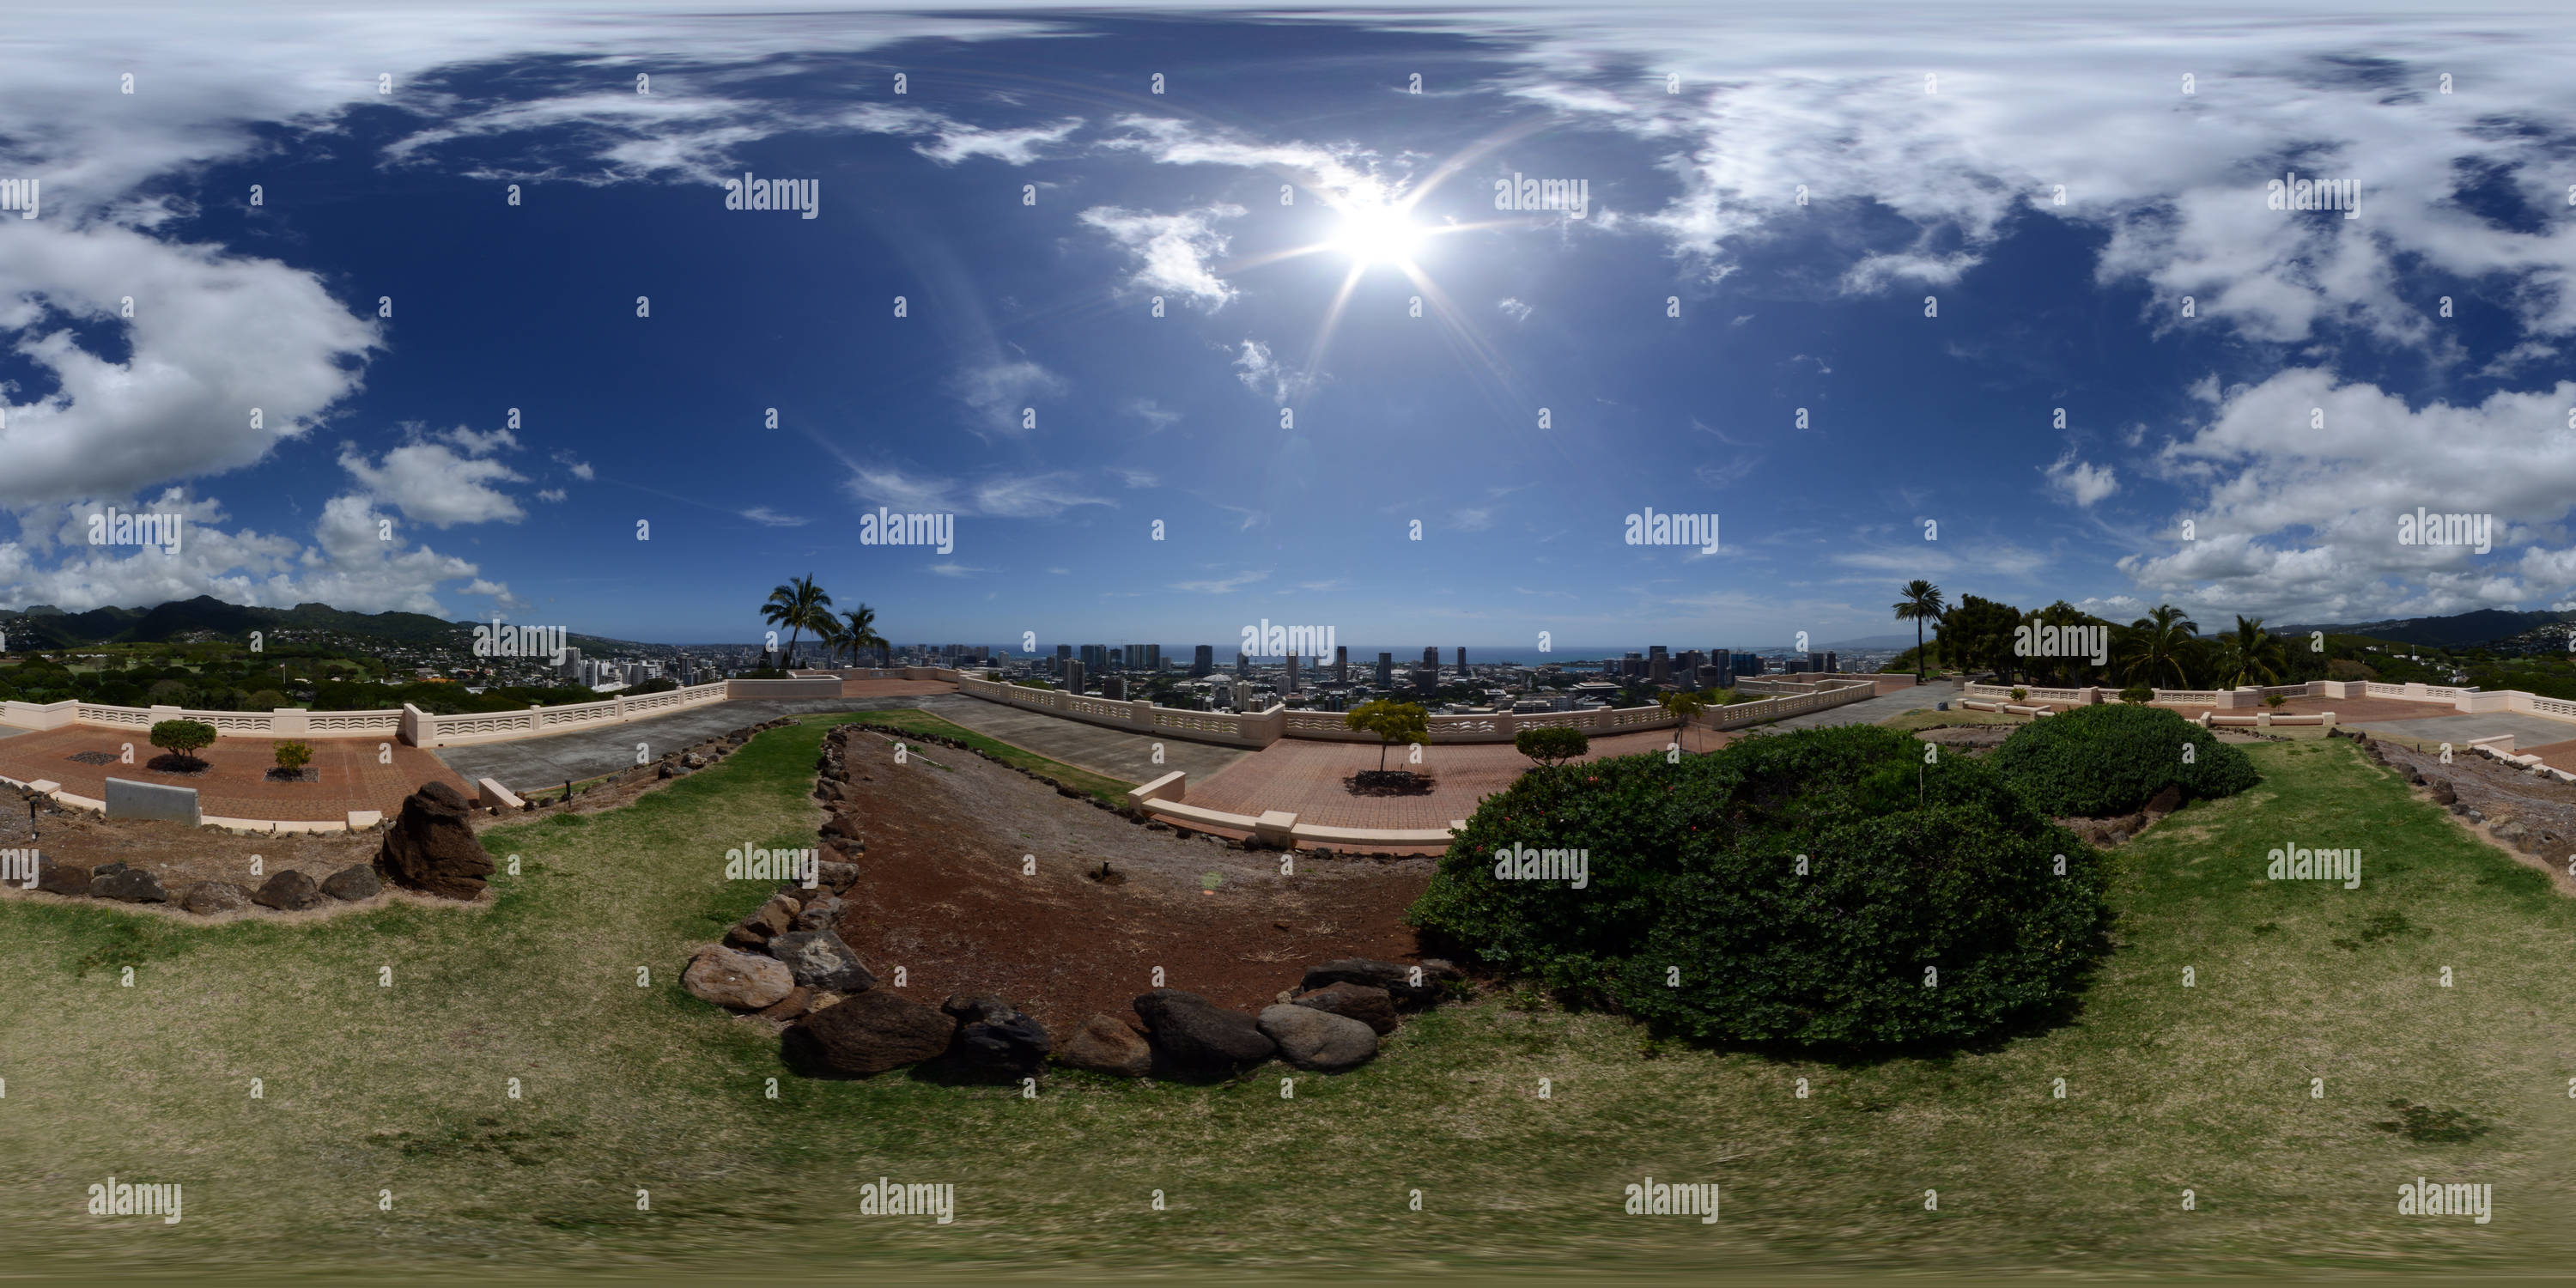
[556,646,582,677]
[1231,679,1253,711]
[1422,647,1439,677]
[1056,644,1072,674]
[1145,643,1163,671]
[1236,652,1250,678]
[1192,644,1213,677]
[1413,666,1436,695]
[1103,675,1127,700]
[1080,643,1107,673]
[1731,652,1763,677]
[1456,647,1467,675]
[1649,654,1670,685]
[1335,645,1348,683]
[1063,659,1085,694]
[1825,651,1838,673]
[1808,651,1826,671]
[1285,653,1300,692]
[1376,652,1394,686]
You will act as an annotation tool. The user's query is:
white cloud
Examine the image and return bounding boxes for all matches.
[1078,203,1245,310]
[535,489,567,503]
[741,506,808,527]
[2117,371,2576,619]
[841,104,1084,166]
[952,358,1067,437]
[1125,398,1182,432]
[339,439,526,528]
[1104,114,1395,208]
[1451,507,1496,532]
[0,222,378,507]
[841,466,1108,519]
[2044,453,2120,507]
[1113,469,1159,489]
[1232,338,1312,403]
[551,451,595,481]
[1170,568,1269,594]
[1498,297,1534,322]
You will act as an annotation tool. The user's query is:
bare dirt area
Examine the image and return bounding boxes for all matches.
[829,726,1440,1031]
[2368,734,2576,896]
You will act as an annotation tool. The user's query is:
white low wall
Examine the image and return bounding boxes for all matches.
[0,699,405,738]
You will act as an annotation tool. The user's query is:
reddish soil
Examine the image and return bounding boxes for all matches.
[0,727,468,821]
[826,726,1441,1032]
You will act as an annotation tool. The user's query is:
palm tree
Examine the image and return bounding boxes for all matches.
[2214,614,2288,690]
[2111,605,2199,689]
[840,605,888,667]
[1893,580,1947,680]
[760,574,831,669]
[811,612,848,668]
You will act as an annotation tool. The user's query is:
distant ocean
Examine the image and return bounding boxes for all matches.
[975,645,1850,667]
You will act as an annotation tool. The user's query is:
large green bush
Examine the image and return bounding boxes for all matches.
[1410,724,2111,1050]
[1988,702,2258,817]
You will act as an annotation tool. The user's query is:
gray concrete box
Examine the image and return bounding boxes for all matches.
[105,777,200,826]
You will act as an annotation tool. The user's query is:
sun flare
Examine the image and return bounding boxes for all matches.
[1328,204,1424,266]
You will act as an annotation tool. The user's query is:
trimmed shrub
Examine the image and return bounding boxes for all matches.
[1515,725,1589,768]
[1988,702,2258,817]
[1410,724,2110,1051]
[274,740,314,772]
[148,718,218,767]
[2118,683,2154,705]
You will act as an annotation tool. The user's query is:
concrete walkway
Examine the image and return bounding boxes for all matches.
[2339,711,2576,750]
[901,695,1247,783]
[1733,681,1953,733]
[435,696,945,791]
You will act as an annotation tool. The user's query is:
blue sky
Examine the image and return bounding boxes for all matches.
[4,2,2576,649]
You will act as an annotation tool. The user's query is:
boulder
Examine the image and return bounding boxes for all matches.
[765,930,876,993]
[2430,779,2458,805]
[179,881,250,915]
[35,859,90,897]
[683,945,794,1010]
[943,996,1050,1076]
[1293,981,1400,1035]
[725,894,798,949]
[373,781,496,899]
[89,866,168,903]
[758,987,815,1021]
[1056,1012,1154,1078]
[320,864,382,902]
[1257,1004,1378,1072]
[821,813,864,843]
[1299,958,1443,1008]
[1133,988,1274,1078]
[2144,783,2184,817]
[251,870,324,911]
[792,894,844,933]
[815,860,860,893]
[783,990,952,1075]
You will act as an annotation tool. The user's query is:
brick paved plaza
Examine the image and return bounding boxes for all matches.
[0,727,471,822]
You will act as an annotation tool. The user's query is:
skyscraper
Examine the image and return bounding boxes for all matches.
[1236,652,1250,678]
[1145,643,1162,671]
[1192,644,1213,677]
[1081,643,1107,673]
[1422,647,1438,673]
[1376,652,1394,686]
[1064,659,1085,694]
[1334,645,1348,683]
[1456,647,1467,676]
[1056,643,1072,674]
[1285,653,1300,692]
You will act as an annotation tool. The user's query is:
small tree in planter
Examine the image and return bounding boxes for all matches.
[1658,690,1710,754]
[147,719,217,772]
[1346,699,1431,791]
[273,739,314,781]
[2010,687,2028,704]
[2263,692,2288,710]
[1515,724,1589,769]
[2120,683,2154,705]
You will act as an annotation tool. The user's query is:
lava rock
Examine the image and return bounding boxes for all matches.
[758,987,814,1021]
[35,859,90,897]
[1292,982,1399,1036]
[1299,957,1443,1008]
[784,990,953,1076]
[320,864,382,901]
[1056,1012,1154,1078]
[683,945,795,1010]
[1133,988,1275,1078]
[765,929,876,993]
[815,860,860,892]
[1257,1004,1378,1072]
[792,894,843,933]
[373,781,496,899]
[89,866,168,903]
[179,881,250,915]
[946,999,1051,1077]
[2144,783,2184,817]
[251,870,324,911]
[2430,779,2458,805]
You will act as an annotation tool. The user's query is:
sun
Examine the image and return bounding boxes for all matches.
[1328,203,1424,266]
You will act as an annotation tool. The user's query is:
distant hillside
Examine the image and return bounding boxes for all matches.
[0,595,466,649]
[2275,608,2573,650]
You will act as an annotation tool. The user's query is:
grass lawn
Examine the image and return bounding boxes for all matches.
[836,707,1135,806]
[2,724,2572,1279]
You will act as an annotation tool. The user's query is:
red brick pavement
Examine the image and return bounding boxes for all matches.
[1187,728,1700,830]
[0,727,471,822]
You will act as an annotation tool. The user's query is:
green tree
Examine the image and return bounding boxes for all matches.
[840,604,888,665]
[2111,605,2200,690]
[274,740,314,773]
[1657,689,1710,753]
[2214,615,2288,689]
[1935,595,2023,681]
[1346,699,1429,773]
[1514,724,1589,769]
[148,719,217,769]
[1892,579,1947,681]
[760,574,832,668]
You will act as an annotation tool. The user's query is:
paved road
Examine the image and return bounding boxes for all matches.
[435,696,939,791]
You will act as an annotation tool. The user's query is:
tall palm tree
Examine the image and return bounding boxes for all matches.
[840,605,888,666]
[811,613,848,668]
[1893,580,1947,681]
[760,574,831,669]
[2111,604,2199,689]
[2214,614,2288,689]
